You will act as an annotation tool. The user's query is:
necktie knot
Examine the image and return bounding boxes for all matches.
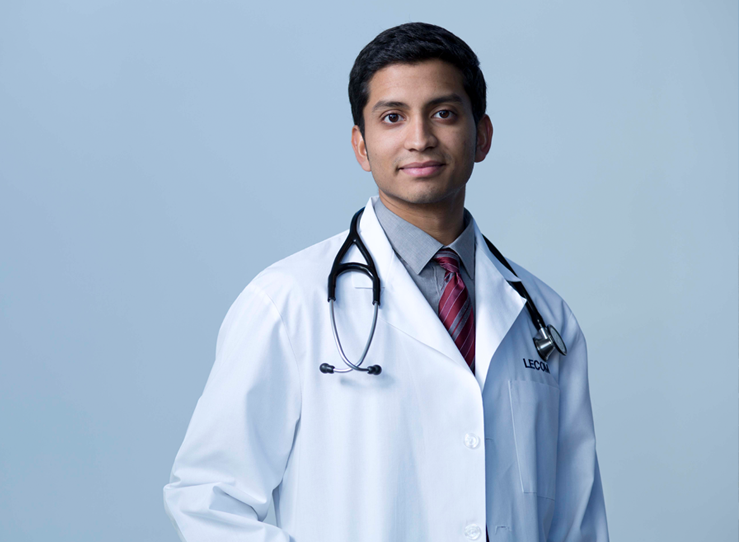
[433,248,461,276]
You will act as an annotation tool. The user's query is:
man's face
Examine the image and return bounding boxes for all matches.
[351,59,492,209]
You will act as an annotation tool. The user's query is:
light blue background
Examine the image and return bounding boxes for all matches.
[1,1,736,541]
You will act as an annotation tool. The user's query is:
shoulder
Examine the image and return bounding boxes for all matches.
[224,230,348,326]
[253,230,347,303]
[503,257,586,349]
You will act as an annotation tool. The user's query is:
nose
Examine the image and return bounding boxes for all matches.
[404,116,438,152]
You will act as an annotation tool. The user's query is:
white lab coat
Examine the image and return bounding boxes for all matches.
[164,196,609,542]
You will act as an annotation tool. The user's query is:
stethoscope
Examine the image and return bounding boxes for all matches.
[319,208,567,375]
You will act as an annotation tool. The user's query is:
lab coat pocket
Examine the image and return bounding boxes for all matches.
[508,380,559,500]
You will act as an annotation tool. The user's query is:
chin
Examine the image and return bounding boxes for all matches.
[393,185,459,206]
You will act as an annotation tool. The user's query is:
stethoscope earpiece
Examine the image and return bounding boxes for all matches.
[319,362,382,375]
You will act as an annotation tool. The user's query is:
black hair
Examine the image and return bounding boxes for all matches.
[349,22,486,135]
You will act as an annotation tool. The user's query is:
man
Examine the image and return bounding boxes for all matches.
[164,22,609,542]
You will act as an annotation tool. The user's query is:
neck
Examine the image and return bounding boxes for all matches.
[378,189,466,246]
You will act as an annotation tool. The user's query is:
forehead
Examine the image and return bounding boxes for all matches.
[365,59,469,107]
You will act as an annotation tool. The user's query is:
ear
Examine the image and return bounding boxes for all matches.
[474,114,493,163]
[351,125,372,172]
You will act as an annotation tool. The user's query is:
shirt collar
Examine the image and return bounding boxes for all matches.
[373,198,476,279]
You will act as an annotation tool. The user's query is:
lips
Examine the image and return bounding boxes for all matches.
[399,161,445,178]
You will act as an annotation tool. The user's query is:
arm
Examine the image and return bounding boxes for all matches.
[163,283,302,542]
[548,314,609,542]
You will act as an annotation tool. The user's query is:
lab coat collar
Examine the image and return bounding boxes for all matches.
[471,221,526,391]
[473,221,521,284]
[353,196,527,391]
[353,197,471,374]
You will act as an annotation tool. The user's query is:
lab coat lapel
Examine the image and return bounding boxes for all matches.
[352,198,470,371]
[472,221,526,392]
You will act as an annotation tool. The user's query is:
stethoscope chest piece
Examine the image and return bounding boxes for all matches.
[533,324,567,361]
[481,235,567,363]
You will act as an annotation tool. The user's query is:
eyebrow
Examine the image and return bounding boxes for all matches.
[371,93,465,113]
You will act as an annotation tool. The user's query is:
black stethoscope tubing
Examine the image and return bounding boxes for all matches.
[320,207,567,376]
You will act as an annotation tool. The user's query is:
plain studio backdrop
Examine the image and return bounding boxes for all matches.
[1,1,736,541]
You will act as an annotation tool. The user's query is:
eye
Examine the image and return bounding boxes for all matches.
[433,110,454,119]
[381,113,402,124]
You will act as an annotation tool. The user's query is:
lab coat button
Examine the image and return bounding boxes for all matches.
[464,524,482,539]
[464,433,480,449]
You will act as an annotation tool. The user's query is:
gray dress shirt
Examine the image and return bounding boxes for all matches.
[373,198,476,316]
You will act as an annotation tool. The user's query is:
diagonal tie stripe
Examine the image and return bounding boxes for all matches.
[434,248,475,373]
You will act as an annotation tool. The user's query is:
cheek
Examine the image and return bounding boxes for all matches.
[465,124,478,151]
[464,129,479,161]
[444,129,476,161]
[366,133,400,169]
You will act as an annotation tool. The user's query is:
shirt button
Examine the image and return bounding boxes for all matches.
[464,524,482,539]
[464,433,480,449]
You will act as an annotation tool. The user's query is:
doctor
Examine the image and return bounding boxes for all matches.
[164,22,609,542]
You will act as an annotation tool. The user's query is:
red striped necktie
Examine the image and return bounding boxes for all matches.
[434,248,489,541]
[434,248,476,374]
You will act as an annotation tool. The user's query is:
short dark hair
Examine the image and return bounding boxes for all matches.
[349,22,486,135]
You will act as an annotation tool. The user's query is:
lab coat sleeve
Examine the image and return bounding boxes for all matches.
[163,282,302,542]
[548,312,609,542]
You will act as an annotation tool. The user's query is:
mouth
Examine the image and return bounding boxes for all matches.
[398,161,446,178]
